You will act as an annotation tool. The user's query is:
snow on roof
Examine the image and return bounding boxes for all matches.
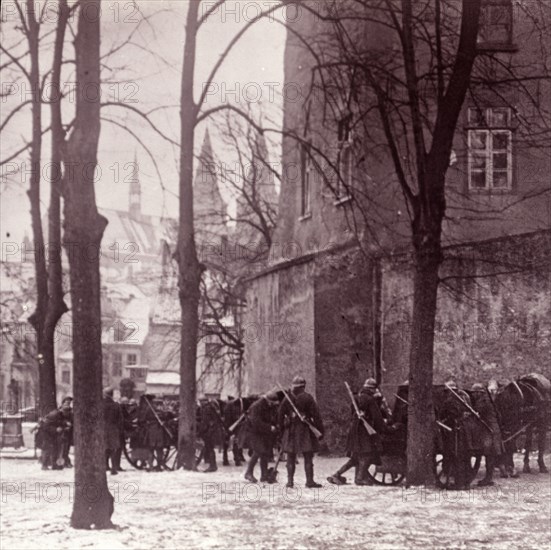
[146,371,180,386]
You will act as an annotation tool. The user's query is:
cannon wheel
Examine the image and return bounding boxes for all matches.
[123,436,167,471]
[123,437,148,470]
[160,441,205,471]
[435,454,481,489]
[365,463,405,486]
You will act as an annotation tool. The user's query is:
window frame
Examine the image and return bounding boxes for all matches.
[467,107,513,192]
[126,353,137,366]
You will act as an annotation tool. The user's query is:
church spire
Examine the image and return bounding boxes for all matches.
[194,128,227,240]
[129,151,141,219]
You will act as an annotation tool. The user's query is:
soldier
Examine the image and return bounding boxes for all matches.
[197,397,225,473]
[278,376,324,488]
[40,397,73,470]
[138,394,167,472]
[244,391,279,483]
[470,382,504,486]
[103,387,124,475]
[330,378,392,486]
[328,379,396,485]
[439,381,473,490]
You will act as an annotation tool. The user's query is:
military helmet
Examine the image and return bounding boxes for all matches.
[471,383,485,392]
[445,380,458,390]
[61,396,73,405]
[264,390,280,402]
[291,375,306,388]
[363,377,377,389]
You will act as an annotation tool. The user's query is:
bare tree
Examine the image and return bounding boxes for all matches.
[175,0,286,469]
[0,0,71,416]
[61,0,113,528]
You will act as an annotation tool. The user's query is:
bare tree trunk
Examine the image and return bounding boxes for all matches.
[176,0,203,470]
[62,0,113,529]
[24,0,54,415]
[406,233,441,485]
[41,0,70,417]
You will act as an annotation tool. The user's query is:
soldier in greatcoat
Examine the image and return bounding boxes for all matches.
[345,378,393,485]
[470,382,504,486]
[278,376,324,488]
[40,397,73,470]
[244,391,279,483]
[328,378,395,485]
[138,394,168,471]
[439,380,475,490]
[197,398,225,472]
[103,387,124,475]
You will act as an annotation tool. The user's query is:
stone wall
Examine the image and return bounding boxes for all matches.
[381,230,551,398]
[244,259,316,396]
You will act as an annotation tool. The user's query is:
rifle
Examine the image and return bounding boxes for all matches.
[277,383,323,440]
[144,396,174,439]
[344,382,376,435]
[445,384,493,434]
[228,412,246,434]
[393,394,452,432]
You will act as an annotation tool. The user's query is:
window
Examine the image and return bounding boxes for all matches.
[478,0,513,50]
[62,369,71,385]
[336,116,353,201]
[468,107,512,191]
[126,353,137,366]
[112,352,123,377]
[300,141,312,217]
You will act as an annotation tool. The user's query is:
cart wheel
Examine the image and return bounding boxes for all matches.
[366,463,405,485]
[162,446,178,470]
[123,437,148,470]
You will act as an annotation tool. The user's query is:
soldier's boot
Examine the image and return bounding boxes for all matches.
[327,458,354,485]
[538,458,548,474]
[259,457,269,482]
[286,455,296,488]
[244,454,258,483]
[354,457,373,486]
[222,445,230,467]
[304,456,322,489]
[478,456,495,486]
[523,460,531,474]
[498,463,508,478]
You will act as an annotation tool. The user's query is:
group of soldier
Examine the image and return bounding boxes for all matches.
[35,373,540,491]
[235,375,396,488]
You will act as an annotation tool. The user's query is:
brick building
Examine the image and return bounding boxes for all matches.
[243,0,551,450]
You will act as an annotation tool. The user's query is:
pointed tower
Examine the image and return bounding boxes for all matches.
[235,132,278,245]
[129,151,141,220]
[194,129,227,242]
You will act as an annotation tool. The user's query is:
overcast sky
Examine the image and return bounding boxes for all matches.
[1,0,286,244]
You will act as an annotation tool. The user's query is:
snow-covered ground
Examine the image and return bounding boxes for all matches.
[1,453,550,549]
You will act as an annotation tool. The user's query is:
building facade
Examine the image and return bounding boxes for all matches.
[243,0,551,450]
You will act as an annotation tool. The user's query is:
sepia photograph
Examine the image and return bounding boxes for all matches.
[0,1,550,548]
